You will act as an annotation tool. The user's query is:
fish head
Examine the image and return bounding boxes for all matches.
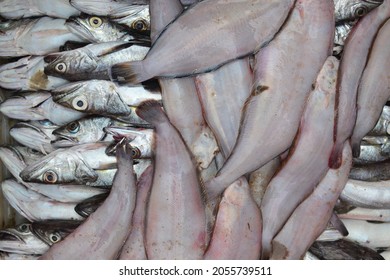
[52,116,112,148]
[31,220,81,246]
[110,5,150,35]
[44,49,98,81]
[0,223,49,255]
[52,80,130,115]
[334,0,384,22]
[0,145,30,178]
[19,149,98,184]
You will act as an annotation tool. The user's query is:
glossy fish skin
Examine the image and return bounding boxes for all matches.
[136,101,206,260]
[271,143,352,260]
[349,159,390,181]
[74,193,109,218]
[260,55,338,259]
[351,18,390,157]
[44,40,149,81]
[355,143,390,163]
[329,0,390,168]
[31,220,81,247]
[0,252,39,260]
[334,0,384,22]
[39,140,138,260]
[367,106,390,136]
[70,0,149,17]
[0,145,45,166]
[333,21,356,56]
[204,177,262,260]
[0,17,87,57]
[206,1,335,200]
[111,0,295,84]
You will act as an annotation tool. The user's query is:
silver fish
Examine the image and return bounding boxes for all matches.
[0,145,45,167]
[366,106,390,137]
[333,21,356,56]
[355,143,390,163]
[334,0,384,22]
[349,159,390,181]
[0,251,39,260]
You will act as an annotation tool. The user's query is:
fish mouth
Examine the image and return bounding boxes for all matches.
[10,122,48,138]
[0,145,26,164]
[51,82,84,102]
[0,230,23,242]
[51,133,78,147]
[65,17,96,42]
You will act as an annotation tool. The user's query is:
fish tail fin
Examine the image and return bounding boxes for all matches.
[110,61,150,85]
[351,141,361,158]
[328,142,343,169]
[136,100,167,125]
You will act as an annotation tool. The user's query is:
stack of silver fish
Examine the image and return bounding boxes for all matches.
[0,0,389,260]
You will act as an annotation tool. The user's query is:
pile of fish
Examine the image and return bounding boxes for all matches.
[0,0,389,260]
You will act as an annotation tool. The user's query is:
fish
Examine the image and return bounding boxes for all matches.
[0,145,45,167]
[0,0,81,19]
[270,143,352,260]
[10,120,59,154]
[110,0,296,84]
[44,40,149,81]
[329,0,390,168]
[349,159,390,181]
[31,220,82,246]
[355,143,390,164]
[333,20,356,57]
[0,56,68,91]
[0,92,88,126]
[0,17,87,57]
[334,0,384,22]
[119,165,153,260]
[65,14,151,43]
[366,106,390,137]
[74,193,109,218]
[338,207,390,222]
[350,18,390,157]
[70,0,149,17]
[260,55,338,259]
[1,179,84,221]
[136,100,206,259]
[39,140,138,260]
[204,177,262,260]
[0,251,39,260]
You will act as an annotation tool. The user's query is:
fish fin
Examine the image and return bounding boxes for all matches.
[141,79,161,93]
[328,142,343,169]
[110,61,150,85]
[135,100,167,125]
[351,140,361,158]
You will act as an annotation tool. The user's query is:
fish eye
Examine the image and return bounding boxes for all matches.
[131,147,141,159]
[55,62,67,73]
[66,121,80,134]
[132,19,148,31]
[71,97,88,111]
[38,119,54,126]
[27,148,41,155]
[43,170,58,184]
[18,224,30,233]
[49,233,61,243]
[354,6,367,17]
[89,16,103,28]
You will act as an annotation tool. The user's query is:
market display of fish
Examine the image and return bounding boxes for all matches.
[1,0,390,261]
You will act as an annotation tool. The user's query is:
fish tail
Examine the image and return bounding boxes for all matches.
[110,60,151,85]
[135,100,168,125]
[328,142,343,169]
[351,140,361,158]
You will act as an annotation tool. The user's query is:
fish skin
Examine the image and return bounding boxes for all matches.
[260,55,338,259]
[366,106,390,136]
[39,140,137,260]
[333,20,356,57]
[206,0,335,200]
[354,143,390,163]
[350,18,390,157]
[111,0,295,84]
[0,251,39,260]
[136,100,206,260]
[204,177,262,260]
[74,193,109,218]
[70,0,149,17]
[270,143,352,260]
[119,165,153,260]
[334,0,384,22]
[0,145,45,166]
[329,0,390,168]
[338,207,390,222]
[349,159,390,181]
[31,220,82,246]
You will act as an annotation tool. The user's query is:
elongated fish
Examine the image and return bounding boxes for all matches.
[136,101,206,259]
[329,0,390,168]
[39,140,137,259]
[350,18,390,157]
[111,0,295,84]
[206,2,335,200]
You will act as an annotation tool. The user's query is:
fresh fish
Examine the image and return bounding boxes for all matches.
[1,179,84,221]
[355,143,390,163]
[204,177,262,260]
[338,207,390,222]
[111,0,295,84]
[270,143,352,260]
[0,17,87,57]
[70,0,148,17]
[0,0,81,19]
[340,178,390,208]
[351,18,390,157]
[39,140,138,260]
[334,0,384,22]
[31,220,81,246]
[74,193,109,218]
[65,14,150,43]
[309,239,384,260]
[136,101,206,259]
[10,120,58,154]
[0,92,87,125]
[333,21,356,56]
[119,165,153,260]
[59,40,89,51]
[0,251,39,260]
[329,0,390,168]
[366,106,390,136]
[0,56,68,91]
[349,159,390,181]
[362,135,389,145]
[51,80,161,116]
[205,1,335,200]
[0,145,45,167]
[44,40,149,81]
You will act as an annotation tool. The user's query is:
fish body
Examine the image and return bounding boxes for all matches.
[355,143,390,163]
[333,20,356,56]
[366,106,390,137]
[349,159,390,181]
[334,0,384,22]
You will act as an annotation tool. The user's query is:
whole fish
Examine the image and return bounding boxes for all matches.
[350,18,390,157]
[349,159,390,181]
[334,0,384,22]
[10,120,58,154]
[39,140,138,260]
[206,0,335,200]
[0,17,87,57]
[111,0,296,84]
[136,101,206,259]
[0,92,87,125]
[329,0,390,168]
[0,0,81,19]
[44,40,149,81]
[0,56,68,91]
